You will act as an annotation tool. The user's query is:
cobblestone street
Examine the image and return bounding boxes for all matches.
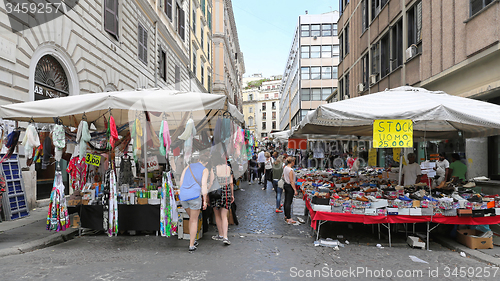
[0,181,498,280]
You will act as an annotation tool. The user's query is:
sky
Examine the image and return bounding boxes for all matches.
[232,0,340,78]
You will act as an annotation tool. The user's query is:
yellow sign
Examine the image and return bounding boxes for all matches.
[368,148,377,167]
[393,148,401,162]
[85,153,101,167]
[373,120,413,148]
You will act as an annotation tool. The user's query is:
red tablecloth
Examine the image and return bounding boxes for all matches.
[304,196,500,230]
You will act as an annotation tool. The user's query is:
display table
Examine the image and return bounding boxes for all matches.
[303,196,500,249]
[74,204,161,231]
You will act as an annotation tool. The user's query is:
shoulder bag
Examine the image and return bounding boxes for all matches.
[277,166,285,189]
[207,167,223,200]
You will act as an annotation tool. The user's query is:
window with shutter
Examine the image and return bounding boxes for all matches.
[208,11,212,30]
[201,0,205,15]
[165,0,172,20]
[159,49,166,81]
[138,24,148,65]
[177,4,185,40]
[104,0,119,39]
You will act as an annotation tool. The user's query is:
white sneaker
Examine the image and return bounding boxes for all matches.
[452,193,465,201]
[463,182,476,188]
[365,195,379,202]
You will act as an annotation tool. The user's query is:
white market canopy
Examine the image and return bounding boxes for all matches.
[0,89,244,130]
[296,86,500,139]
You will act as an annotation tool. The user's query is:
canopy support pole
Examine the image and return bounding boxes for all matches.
[144,117,148,189]
[398,154,403,186]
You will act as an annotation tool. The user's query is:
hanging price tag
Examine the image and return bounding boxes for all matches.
[85,153,101,166]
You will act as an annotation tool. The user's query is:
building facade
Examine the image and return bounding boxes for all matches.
[242,77,282,140]
[337,0,500,179]
[189,0,212,92]
[279,11,340,130]
[212,0,245,111]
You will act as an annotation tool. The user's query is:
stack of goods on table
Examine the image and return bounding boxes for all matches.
[299,169,500,217]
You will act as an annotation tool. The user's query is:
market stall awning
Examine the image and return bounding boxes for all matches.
[0,89,242,130]
[296,86,500,139]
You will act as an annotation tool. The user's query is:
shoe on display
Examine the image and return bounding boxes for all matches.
[356,195,369,202]
[463,182,476,188]
[297,217,305,223]
[365,195,379,202]
[467,195,482,203]
[452,193,465,201]
[423,196,438,202]
[398,195,412,202]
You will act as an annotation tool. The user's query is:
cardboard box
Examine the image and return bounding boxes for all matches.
[409,208,422,216]
[456,229,493,250]
[371,199,388,209]
[387,208,398,215]
[407,236,425,249]
[67,199,81,206]
[365,208,377,215]
[137,198,149,205]
[82,200,90,205]
[398,208,410,216]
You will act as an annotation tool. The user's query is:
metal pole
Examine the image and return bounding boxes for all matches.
[144,116,148,189]
[398,153,403,185]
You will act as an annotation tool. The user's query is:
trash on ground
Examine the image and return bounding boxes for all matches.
[314,238,345,248]
[409,255,428,264]
[345,240,350,245]
[376,244,384,249]
[460,252,466,257]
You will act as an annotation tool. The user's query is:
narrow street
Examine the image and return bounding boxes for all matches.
[0,181,498,280]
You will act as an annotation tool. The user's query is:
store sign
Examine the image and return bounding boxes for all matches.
[373,120,413,148]
[85,153,101,166]
[140,156,160,173]
[34,84,63,99]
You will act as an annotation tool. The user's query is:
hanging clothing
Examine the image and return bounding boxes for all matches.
[42,136,53,170]
[67,157,88,191]
[52,124,65,162]
[109,116,119,149]
[75,121,91,158]
[178,118,196,165]
[119,155,133,185]
[0,130,20,163]
[46,172,70,232]
[108,170,118,237]
[159,120,171,158]
[22,124,40,160]
[213,117,223,144]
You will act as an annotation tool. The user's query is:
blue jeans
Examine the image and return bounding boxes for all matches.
[273,180,283,209]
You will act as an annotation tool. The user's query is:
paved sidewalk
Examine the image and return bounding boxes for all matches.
[0,206,78,257]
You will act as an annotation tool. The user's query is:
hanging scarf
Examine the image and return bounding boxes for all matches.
[52,124,65,162]
[22,124,40,160]
[213,117,222,144]
[0,130,20,163]
[46,172,70,232]
[108,170,118,237]
[130,118,143,162]
[42,136,52,169]
[109,116,119,149]
[159,120,171,158]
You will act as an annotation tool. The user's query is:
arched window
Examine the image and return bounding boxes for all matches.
[34,55,69,100]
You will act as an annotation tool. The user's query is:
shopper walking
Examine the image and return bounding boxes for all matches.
[257,149,266,184]
[209,154,234,245]
[249,155,258,184]
[272,155,285,213]
[263,152,274,190]
[179,155,209,252]
[283,157,298,224]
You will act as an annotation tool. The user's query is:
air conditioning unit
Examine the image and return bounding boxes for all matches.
[406,45,417,60]
[357,83,364,93]
[369,74,377,85]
